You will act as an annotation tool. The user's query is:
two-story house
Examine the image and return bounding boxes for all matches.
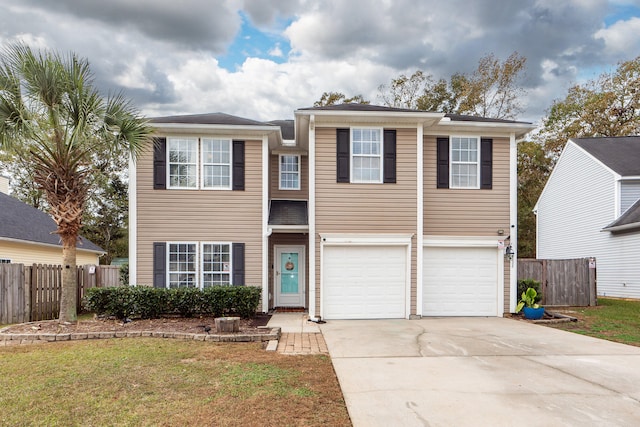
[129,104,533,319]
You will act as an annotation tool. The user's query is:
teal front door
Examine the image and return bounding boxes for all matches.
[275,246,305,307]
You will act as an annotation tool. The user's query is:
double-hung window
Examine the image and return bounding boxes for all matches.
[168,138,198,188]
[202,138,231,189]
[168,243,197,288]
[351,128,382,183]
[202,243,232,287]
[279,155,300,190]
[450,136,479,189]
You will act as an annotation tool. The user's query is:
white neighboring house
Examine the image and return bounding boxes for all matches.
[536,136,640,299]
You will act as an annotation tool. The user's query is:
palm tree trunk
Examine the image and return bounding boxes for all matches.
[59,238,77,322]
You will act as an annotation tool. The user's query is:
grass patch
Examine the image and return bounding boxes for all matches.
[548,298,640,346]
[0,339,350,427]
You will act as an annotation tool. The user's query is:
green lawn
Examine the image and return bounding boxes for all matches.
[548,298,640,346]
[0,339,350,427]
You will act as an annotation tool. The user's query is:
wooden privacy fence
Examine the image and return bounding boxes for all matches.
[518,258,597,307]
[0,264,120,324]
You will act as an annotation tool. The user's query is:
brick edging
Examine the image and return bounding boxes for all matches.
[0,326,281,345]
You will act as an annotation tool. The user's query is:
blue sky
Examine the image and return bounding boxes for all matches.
[1,0,639,123]
[218,12,292,71]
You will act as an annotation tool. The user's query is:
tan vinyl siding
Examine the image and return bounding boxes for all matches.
[0,241,99,265]
[424,136,511,235]
[424,135,512,312]
[314,127,418,314]
[136,139,263,287]
[269,155,309,200]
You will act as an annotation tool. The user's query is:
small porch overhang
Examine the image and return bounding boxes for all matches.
[268,200,309,233]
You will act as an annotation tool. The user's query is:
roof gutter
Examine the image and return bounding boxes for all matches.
[0,236,106,255]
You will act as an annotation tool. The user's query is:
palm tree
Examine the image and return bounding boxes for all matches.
[0,43,152,322]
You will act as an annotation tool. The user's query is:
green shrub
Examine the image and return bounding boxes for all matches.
[119,263,129,285]
[132,287,170,319]
[84,285,259,319]
[517,278,542,304]
[169,287,203,317]
[202,286,229,317]
[231,286,262,318]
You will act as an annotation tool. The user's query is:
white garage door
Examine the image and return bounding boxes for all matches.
[423,246,499,316]
[323,245,407,319]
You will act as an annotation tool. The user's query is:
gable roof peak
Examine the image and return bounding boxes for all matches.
[572,136,640,176]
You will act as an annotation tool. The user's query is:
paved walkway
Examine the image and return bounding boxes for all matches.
[266,312,328,355]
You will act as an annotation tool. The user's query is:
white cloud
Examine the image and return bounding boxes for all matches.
[595,17,640,56]
[0,0,637,125]
[268,43,284,58]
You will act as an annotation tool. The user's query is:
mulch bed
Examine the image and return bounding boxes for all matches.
[3,314,272,335]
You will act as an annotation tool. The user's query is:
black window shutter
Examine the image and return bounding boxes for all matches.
[336,128,350,183]
[480,138,493,189]
[383,130,396,183]
[232,243,245,286]
[153,242,166,288]
[436,137,449,188]
[153,137,166,189]
[232,140,245,191]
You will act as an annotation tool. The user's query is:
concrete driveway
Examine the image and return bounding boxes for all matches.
[320,317,640,427]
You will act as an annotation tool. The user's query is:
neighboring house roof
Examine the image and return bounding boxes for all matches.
[0,192,104,253]
[602,198,640,233]
[150,112,272,127]
[573,136,640,176]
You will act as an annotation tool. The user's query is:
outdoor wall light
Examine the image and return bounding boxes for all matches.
[505,245,515,260]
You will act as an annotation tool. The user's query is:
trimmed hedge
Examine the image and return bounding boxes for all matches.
[84,285,262,320]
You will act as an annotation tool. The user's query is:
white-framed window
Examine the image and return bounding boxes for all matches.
[168,137,198,189]
[279,155,300,190]
[201,243,232,287]
[167,242,197,288]
[351,128,382,183]
[0,258,11,264]
[202,138,232,189]
[450,136,480,189]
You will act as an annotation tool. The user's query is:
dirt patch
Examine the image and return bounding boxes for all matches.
[2,314,272,335]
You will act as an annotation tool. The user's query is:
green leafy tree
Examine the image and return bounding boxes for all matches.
[314,91,369,106]
[378,52,527,119]
[517,140,552,258]
[540,56,640,158]
[0,43,152,321]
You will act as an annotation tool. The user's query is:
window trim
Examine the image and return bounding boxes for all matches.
[201,137,233,190]
[166,242,198,289]
[278,154,301,190]
[449,135,480,189]
[200,241,233,287]
[350,127,384,184]
[167,137,199,190]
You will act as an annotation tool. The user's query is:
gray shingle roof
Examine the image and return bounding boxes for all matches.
[298,103,421,113]
[297,103,531,124]
[150,112,271,127]
[603,198,640,232]
[0,192,103,252]
[573,136,640,176]
[267,120,294,140]
[268,200,308,226]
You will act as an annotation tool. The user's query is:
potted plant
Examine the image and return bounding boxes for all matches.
[515,287,545,320]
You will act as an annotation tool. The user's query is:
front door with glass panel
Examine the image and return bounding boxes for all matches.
[275,246,305,307]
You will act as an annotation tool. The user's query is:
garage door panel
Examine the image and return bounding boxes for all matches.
[323,245,406,320]
[423,246,498,316]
